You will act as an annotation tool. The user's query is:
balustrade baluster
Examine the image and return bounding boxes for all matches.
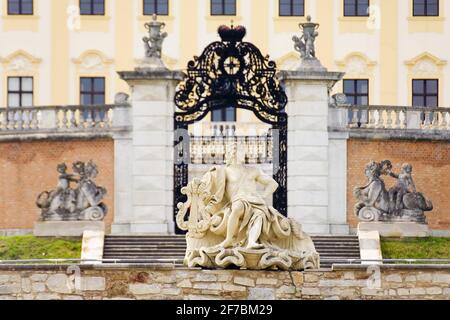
[0,111,5,130]
[442,112,448,129]
[368,109,376,128]
[423,111,432,128]
[22,110,31,130]
[350,108,359,128]
[432,111,438,129]
[360,109,368,128]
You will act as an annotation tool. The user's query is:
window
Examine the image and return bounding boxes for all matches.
[211,0,236,16]
[7,0,33,15]
[212,107,236,122]
[8,77,33,108]
[80,77,105,105]
[143,0,169,15]
[413,0,439,16]
[412,79,438,107]
[79,0,105,15]
[344,0,369,17]
[279,0,304,16]
[343,79,369,105]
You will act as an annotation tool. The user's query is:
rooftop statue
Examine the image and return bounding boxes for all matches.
[176,147,319,271]
[292,16,326,71]
[354,160,433,223]
[138,14,168,70]
[36,161,107,222]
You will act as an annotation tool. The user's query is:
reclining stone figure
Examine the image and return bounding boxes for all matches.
[176,147,319,271]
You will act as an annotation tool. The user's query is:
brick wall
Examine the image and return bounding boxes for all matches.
[0,265,448,300]
[0,139,114,232]
[348,139,450,230]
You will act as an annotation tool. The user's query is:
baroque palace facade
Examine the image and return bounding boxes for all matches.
[0,0,449,237]
[0,0,449,109]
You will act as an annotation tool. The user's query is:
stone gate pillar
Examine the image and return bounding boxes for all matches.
[278,16,349,234]
[280,70,348,234]
[112,70,184,234]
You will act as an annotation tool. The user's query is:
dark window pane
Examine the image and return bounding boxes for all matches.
[346,96,357,105]
[8,93,20,108]
[413,80,424,94]
[81,94,92,105]
[280,3,291,16]
[93,94,105,104]
[211,0,222,15]
[157,0,169,15]
[144,0,155,15]
[80,0,92,14]
[414,3,425,15]
[426,96,437,107]
[293,1,304,16]
[8,0,20,14]
[426,80,438,94]
[212,109,222,122]
[81,78,92,92]
[93,0,104,14]
[22,0,33,14]
[93,78,105,92]
[413,96,425,106]
[358,96,368,105]
[357,2,369,16]
[225,107,236,121]
[357,80,368,94]
[343,80,355,94]
[224,0,236,15]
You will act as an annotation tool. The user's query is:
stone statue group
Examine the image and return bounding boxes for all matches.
[354,160,433,223]
[36,160,107,222]
[176,146,319,271]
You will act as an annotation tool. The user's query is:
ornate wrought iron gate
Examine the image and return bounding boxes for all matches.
[173,25,288,232]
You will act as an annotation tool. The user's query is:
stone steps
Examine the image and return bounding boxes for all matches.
[102,235,361,269]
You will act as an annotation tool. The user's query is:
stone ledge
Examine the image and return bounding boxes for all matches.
[332,264,450,271]
[34,221,105,237]
[330,128,450,141]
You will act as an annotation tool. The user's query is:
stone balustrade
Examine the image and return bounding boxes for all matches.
[190,134,273,165]
[330,104,450,132]
[0,104,131,136]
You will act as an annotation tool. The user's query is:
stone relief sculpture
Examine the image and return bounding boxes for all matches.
[292,15,326,71]
[36,161,107,222]
[354,160,433,223]
[176,147,319,271]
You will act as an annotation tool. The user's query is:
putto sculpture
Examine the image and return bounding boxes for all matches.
[138,14,168,70]
[292,15,326,71]
[36,161,107,222]
[176,146,319,271]
[354,160,433,223]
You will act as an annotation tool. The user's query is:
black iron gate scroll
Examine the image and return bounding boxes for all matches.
[173,25,288,232]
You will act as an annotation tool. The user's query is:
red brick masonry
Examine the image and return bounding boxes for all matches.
[0,139,114,231]
[347,139,450,230]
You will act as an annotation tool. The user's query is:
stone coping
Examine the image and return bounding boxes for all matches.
[1,263,449,272]
[330,128,450,141]
[332,264,450,271]
[277,70,345,81]
[0,129,131,142]
[118,69,185,81]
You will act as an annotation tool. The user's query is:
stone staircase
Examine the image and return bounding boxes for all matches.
[102,235,360,269]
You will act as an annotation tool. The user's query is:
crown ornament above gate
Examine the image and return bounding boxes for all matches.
[174,24,287,126]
